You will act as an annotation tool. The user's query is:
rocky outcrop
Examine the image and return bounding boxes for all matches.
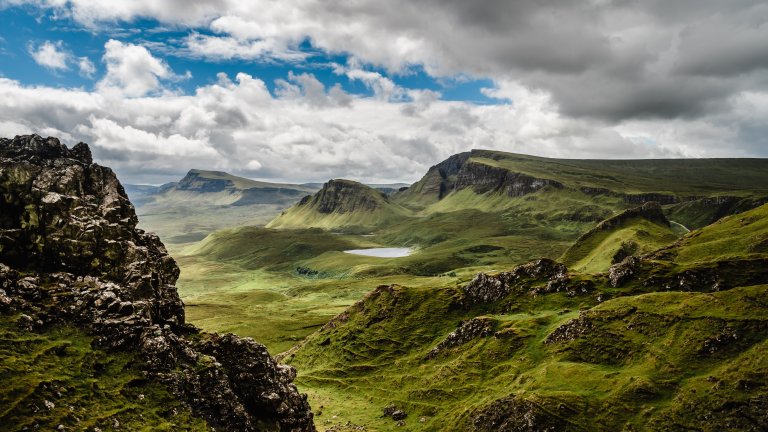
[300,179,386,214]
[0,135,314,431]
[472,395,578,432]
[608,256,640,288]
[462,259,568,305]
[425,317,495,359]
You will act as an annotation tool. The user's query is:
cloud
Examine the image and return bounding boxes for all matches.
[0,70,761,187]
[16,0,768,124]
[96,39,187,97]
[183,33,308,62]
[2,1,768,185]
[28,40,69,70]
[78,56,96,78]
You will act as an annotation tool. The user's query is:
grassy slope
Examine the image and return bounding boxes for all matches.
[267,181,411,232]
[562,216,679,273]
[670,204,768,265]
[0,315,208,431]
[288,285,768,431]
[285,204,768,431]
[468,150,768,196]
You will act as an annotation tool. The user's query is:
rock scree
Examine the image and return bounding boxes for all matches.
[0,135,315,431]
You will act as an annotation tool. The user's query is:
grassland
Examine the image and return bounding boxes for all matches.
[148,151,768,430]
[0,315,208,431]
[284,203,768,430]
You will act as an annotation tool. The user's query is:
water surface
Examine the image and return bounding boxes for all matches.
[343,247,412,258]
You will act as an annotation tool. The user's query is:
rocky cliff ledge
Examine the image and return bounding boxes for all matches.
[0,135,315,431]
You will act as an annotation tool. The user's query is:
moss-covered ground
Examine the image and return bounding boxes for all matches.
[0,315,208,431]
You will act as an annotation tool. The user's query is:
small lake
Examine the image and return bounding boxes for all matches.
[343,247,413,258]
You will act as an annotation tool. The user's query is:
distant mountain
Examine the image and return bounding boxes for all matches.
[266,179,409,231]
[128,169,318,207]
[393,149,768,211]
[300,181,410,195]
[268,149,768,233]
[125,170,320,247]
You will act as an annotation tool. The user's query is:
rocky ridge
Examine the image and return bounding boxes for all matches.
[0,135,314,431]
[298,179,387,214]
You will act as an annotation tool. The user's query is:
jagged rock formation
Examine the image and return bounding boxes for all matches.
[0,135,314,431]
[394,151,562,206]
[462,258,570,305]
[303,179,386,214]
[472,395,578,432]
[425,317,495,359]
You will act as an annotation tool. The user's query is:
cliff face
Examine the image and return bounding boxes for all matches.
[0,135,314,431]
[394,151,561,207]
[302,179,386,214]
[454,160,563,197]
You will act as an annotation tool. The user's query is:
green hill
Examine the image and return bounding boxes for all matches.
[561,202,680,273]
[267,179,411,232]
[164,150,768,431]
[284,203,768,431]
[658,202,768,265]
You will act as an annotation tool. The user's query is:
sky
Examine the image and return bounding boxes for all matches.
[0,1,766,185]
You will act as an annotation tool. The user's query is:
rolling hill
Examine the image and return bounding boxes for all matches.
[163,149,768,430]
[561,202,680,273]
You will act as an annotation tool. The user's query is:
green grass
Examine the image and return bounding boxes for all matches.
[286,280,768,431]
[467,150,768,196]
[145,153,768,430]
[0,315,208,431]
[670,203,768,265]
[562,216,679,273]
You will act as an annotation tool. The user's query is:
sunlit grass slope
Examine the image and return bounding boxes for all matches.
[286,203,768,430]
[562,203,680,273]
[0,315,208,431]
[668,203,768,265]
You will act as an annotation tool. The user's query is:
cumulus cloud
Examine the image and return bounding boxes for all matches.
[17,0,768,123]
[2,0,768,185]
[96,39,188,97]
[28,40,69,70]
[0,69,758,187]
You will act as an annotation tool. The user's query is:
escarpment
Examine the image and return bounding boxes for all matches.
[0,135,315,432]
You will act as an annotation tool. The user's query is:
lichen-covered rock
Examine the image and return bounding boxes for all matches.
[472,395,578,432]
[0,135,315,431]
[425,317,495,359]
[544,313,595,344]
[463,258,568,305]
[608,256,639,287]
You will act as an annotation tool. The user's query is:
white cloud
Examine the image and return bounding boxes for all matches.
[29,40,69,71]
[183,33,307,62]
[0,71,753,187]
[96,39,186,97]
[78,56,96,78]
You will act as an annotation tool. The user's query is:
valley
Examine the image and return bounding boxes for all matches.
[132,149,768,430]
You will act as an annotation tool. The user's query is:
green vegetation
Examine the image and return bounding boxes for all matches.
[467,150,768,196]
[267,179,411,232]
[670,203,768,265]
[147,151,768,430]
[561,205,680,273]
[0,315,208,431]
[283,203,768,430]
